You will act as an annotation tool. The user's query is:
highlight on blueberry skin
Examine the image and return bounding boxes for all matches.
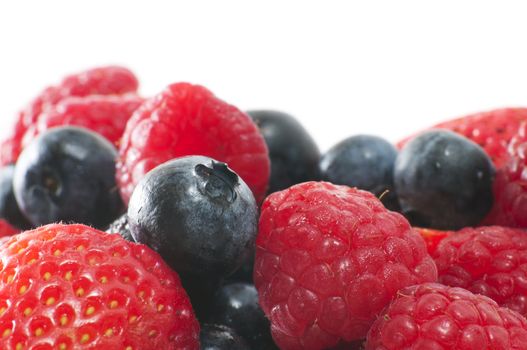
[394,129,495,230]
[106,214,135,242]
[319,134,399,210]
[127,155,259,282]
[200,324,249,350]
[248,110,320,193]
[13,126,124,229]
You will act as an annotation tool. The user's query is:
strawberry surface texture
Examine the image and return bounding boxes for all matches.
[0,224,199,349]
[483,123,527,228]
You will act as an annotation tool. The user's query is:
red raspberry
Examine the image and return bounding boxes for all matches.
[482,123,527,227]
[116,82,270,204]
[0,224,199,349]
[398,108,527,168]
[1,66,139,165]
[254,182,437,349]
[21,94,144,149]
[366,283,527,350]
[432,226,527,317]
[414,228,452,255]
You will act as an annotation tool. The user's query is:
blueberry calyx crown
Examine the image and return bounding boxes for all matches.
[195,161,239,203]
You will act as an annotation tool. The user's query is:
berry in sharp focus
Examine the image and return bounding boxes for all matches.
[248,110,320,193]
[254,182,437,348]
[13,126,124,229]
[0,165,31,229]
[394,130,495,230]
[208,283,276,350]
[319,134,398,210]
[127,156,259,309]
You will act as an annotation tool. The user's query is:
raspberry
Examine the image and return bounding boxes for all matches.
[254,182,437,349]
[0,224,199,349]
[432,225,527,317]
[366,283,527,350]
[483,123,527,227]
[1,66,139,165]
[398,108,527,168]
[21,94,144,149]
[116,82,270,204]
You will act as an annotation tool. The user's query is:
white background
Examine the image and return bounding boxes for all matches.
[1,1,527,151]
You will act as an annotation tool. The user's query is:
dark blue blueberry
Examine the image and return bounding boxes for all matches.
[0,165,31,229]
[200,324,249,350]
[106,214,135,242]
[224,258,254,284]
[319,135,399,210]
[127,156,258,315]
[394,130,495,230]
[248,110,320,193]
[13,126,124,229]
[208,283,277,350]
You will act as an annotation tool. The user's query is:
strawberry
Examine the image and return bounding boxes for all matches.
[398,108,527,168]
[414,227,451,255]
[483,122,527,227]
[0,224,199,349]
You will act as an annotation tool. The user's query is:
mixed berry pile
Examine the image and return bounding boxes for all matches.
[0,66,527,349]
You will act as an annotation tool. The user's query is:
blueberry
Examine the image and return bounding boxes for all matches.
[319,135,399,210]
[0,165,31,229]
[224,258,254,284]
[200,324,249,350]
[394,130,495,230]
[248,110,320,193]
[13,126,124,229]
[106,214,134,242]
[208,283,277,350]
[127,155,258,284]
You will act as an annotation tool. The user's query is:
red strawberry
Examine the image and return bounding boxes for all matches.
[0,224,199,349]
[254,182,437,349]
[483,123,527,227]
[116,82,270,204]
[366,283,527,349]
[414,227,451,255]
[432,226,527,316]
[398,108,527,168]
[1,66,139,165]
